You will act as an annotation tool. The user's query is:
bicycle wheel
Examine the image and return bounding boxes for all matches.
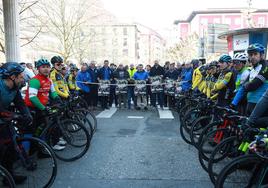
[179,122,192,144]
[216,154,268,188]
[44,120,91,162]
[72,109,94,136]
[0,165,15,188]
[3,137,57,188]
[85,110,97,133]
[182,107,201,133]
[196,121,223,151]
[190,116,212,148]
[208,136,241,185]
[198,128,229,172]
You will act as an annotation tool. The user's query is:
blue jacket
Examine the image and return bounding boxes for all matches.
[181,68,193,91]
[98,67,112,80]
[76,71,92,93]
[133,70,149,80]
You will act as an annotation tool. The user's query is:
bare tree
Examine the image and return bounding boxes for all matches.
[33,0,109,63]
[167,33,199,62]
[0,0,42,54]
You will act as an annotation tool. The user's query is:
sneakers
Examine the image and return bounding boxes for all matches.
[52,144,65,151]
[58,137,67,146]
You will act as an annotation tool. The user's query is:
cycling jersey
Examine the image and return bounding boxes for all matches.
[192,65,206,91]
[247,62,268,103]
[67,74,80,91]
[235,66,250,90]
[25,74,58,110]
[50,68,69,98]
[0,78,31,121]
[213,68,236,104]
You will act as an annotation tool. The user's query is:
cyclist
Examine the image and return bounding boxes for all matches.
[0,62,32,184]
[230,52,250,114]
[24,58,66,151]
[211,54,236,107]
[231,43,268,115]
[50,56,69,99]
[67,65,80,93]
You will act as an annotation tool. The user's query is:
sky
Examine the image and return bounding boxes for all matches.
[102,0,268,34]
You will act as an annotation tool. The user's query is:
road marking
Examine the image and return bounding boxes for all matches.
[127,116,144,119]
[96,107,117,118]
[158,108,174,119]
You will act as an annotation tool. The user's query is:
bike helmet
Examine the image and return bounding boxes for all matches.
[51,55,63,65]
[208,61,218,69]
[247,43,265,54]
[218,54,232,63]
[233,52,248,62]
[0,62,25,78]
[191,59,200,69]
[35,58,51,68]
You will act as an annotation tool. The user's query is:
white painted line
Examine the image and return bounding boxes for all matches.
[158,108,174,119]
[127,116,144,119]
[96,107,117,118]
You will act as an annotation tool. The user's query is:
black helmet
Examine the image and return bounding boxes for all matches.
[51,56,63,65]
[191,59,200,69]
[0,62,25,78]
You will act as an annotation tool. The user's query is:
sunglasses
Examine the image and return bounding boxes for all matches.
[55,63,63,66]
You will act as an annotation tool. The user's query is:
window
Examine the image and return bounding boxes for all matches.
[123,38,127,46]
[214,18,220,24]
[225,18,231,25]
[235,18,241,25]
[200,18,208,25]
[123,49,128,56]
[258,17,265,26]
[123,27,128,35]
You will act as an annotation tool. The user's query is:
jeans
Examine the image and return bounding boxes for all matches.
[151,92,164,107]
[128,87,136,109]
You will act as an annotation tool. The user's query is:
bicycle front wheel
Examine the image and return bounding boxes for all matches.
[3,136,57,188]
[216,154,268,188]
[0,165,15,188]
[45,119,91,162]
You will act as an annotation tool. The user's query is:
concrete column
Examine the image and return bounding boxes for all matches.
[2,0,21,62]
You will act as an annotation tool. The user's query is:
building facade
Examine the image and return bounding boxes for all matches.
[87,23,166,66]
[174,9,268,39]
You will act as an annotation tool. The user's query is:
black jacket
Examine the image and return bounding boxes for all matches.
[113,69,130,80]
[149,65,165,77]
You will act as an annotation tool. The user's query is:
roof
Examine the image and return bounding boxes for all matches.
[174,9,268,25]
[218,27,268,39]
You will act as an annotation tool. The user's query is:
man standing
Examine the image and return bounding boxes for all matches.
[88,61,99,110]
[164,63,179,107]
[98,60,112,109]
[76,64,92,106]
[127,64,137,109]
[113,63,130,108]
[133,64,149,110]
[149,60,165,109]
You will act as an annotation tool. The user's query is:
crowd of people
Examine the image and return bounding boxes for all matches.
[0,42,267,185]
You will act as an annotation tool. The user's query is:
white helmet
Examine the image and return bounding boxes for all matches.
[233,52,248,62]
